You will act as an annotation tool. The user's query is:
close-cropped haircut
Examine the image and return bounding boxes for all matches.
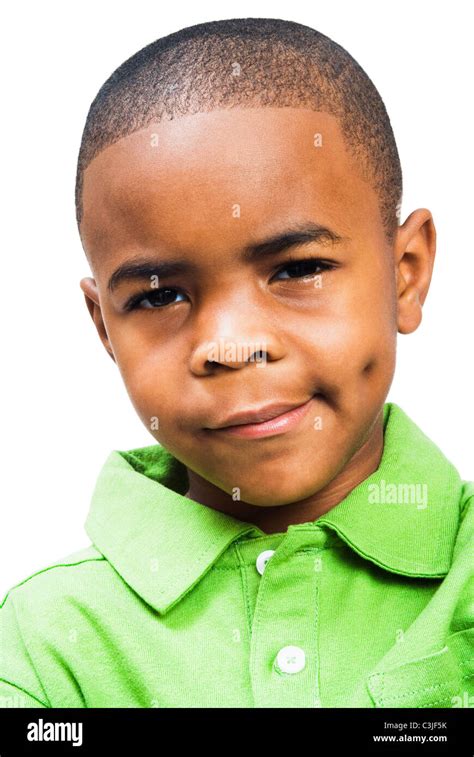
[75,17,402,241]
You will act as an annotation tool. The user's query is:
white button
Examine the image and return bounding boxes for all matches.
[275,645,306,674]
[256,549,275,575]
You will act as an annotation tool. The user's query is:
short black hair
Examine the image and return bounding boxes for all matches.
[75,17,402,241]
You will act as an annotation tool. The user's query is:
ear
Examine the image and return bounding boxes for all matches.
[394,208,436,334]
[80,277,116,362]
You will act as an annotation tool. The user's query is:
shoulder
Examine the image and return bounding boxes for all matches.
[0,545,107,613]
[0,545,109,708]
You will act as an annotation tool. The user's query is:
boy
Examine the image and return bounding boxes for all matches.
[1,17,472,708]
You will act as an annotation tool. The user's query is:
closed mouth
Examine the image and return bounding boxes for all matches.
[209,398,314,429]
[204,395,321,439]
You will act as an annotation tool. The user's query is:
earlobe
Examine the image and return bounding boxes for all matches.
[395,209,436,335]
[79,277,116,362]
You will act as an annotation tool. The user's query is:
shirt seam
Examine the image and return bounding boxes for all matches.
[0,677,50,708]
[0,557,106,608]
[376,678,460,705]
[233,542,253,643]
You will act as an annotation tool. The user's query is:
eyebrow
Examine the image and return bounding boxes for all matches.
[107,222,348,292]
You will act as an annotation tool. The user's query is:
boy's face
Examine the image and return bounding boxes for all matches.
[80,108,432,507]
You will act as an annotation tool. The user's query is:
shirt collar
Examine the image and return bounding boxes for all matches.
[84,403,464,614]
[317,403,463,578]
[84,444,263,615]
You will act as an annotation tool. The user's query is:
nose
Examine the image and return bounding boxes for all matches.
[188,293,286,375]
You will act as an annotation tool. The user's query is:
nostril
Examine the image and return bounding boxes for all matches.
[248,350,267,363]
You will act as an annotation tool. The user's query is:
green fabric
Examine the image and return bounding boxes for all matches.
[1,402,473,708]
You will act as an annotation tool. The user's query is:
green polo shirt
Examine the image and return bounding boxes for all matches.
[1,403,473,708]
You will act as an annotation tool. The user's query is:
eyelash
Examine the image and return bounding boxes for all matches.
[123,257,336,311]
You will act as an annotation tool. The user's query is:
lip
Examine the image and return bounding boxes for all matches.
[206,396,318,439]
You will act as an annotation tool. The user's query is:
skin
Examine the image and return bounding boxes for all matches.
[79,107,436,534]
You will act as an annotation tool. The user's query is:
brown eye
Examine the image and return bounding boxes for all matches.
[125,288,186,311]
[273,258,335,280]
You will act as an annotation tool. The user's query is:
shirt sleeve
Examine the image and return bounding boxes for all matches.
[0,592,50,708]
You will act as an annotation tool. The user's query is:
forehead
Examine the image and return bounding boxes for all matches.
[80,108,383,268]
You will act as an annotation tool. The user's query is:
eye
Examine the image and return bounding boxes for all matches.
[124,288,187,311]
[272,257,336,281]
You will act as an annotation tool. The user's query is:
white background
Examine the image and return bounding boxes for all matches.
[1,0,472,596]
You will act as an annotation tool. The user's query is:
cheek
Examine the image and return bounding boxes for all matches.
[347,305,396,383]
[342,289,397,400]
[293,275,397,389]
[110,339,175,422]
[340,267,396,349]
[299,309,394,371]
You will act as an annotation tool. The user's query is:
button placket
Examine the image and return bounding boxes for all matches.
[249,527,327,708]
